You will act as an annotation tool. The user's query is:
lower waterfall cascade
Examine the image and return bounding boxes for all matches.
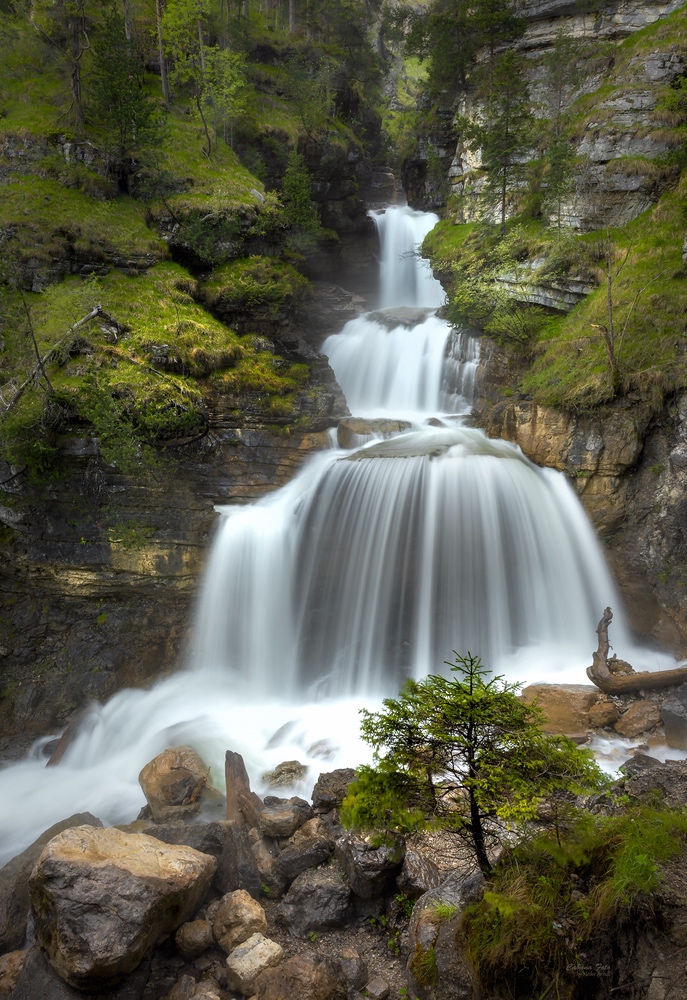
[0,204,677,867]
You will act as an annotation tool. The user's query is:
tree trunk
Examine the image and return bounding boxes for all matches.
[197,19,205,71]
[156,0,170,105]
[469,788,491,875]
[587,608,687,693]
[289,0,296,32]
[70,19,85,127]
[123,0,132,56]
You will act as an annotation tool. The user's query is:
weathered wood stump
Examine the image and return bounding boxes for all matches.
[587,608,687,693]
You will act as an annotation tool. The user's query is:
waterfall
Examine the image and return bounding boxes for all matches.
[0,205,670,867]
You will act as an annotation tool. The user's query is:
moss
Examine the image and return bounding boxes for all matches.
[463,807,687,998]
[201,256,311,312]
[0,176,167,268]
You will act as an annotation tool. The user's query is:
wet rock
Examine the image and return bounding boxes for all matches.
[255,953,346,1000]
[661,684,687,749]
[338,948,367,991]
[334,832,405,899]
[8,945,153,1000]
[261,760,308,789]
[175,920,214,960]
[225,751,265,829]
[520,684,598,735]
[311,769,356,813]
[276,816,334,885]
[614,699,661,738]
[277,866,354,936]
[588,698,620,728]
[0,811,102,955]
[225,933,283,996]
[248,829,287,898]
[142,819,260,898]
[259,796,313,838]
[30,825,216,989]
[407,871,485,1000]
[297,283,366,342]
[0,950,26,996]
[337,418,412,449]
[396,848,442,900]
[621,754,687,807]
[139,746,223,823]
[213,889,267,954]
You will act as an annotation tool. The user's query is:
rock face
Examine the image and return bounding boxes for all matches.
[29,825,216,989]
[621,754,687,806]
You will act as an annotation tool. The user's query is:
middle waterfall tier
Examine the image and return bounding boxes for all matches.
[194,425,625,697]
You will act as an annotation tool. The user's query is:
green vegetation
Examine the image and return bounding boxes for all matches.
[342,653,603,874]
[201,257,310,312]
[464,807,687,997]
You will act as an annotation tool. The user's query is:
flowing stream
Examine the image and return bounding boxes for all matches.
[0,205,674,866]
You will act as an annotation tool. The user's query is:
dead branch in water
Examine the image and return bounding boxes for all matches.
[587,607,687,693]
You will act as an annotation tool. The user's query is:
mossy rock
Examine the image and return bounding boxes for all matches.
[201,256,311,315]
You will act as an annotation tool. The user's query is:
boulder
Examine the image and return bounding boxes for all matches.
[212,889,267,954]
[588,699,619,728]
[277,866,354,936]
[255,953,346,1000]
[614,700,661,738]
[396,848,442,900]
[225,751,265,828]
[224,933,283,996]
[175,920,213,960]
[311,769,356,813]
[30,825,216,989]
[248,829,287,899]
[165,974,197,1000]
[365,977,390,1000]
[406,871,485,1000]
[139,746,223,823]
[338,948,367,991]
[0,811,102,955]
[336,419,412,450]
[621,754,687,807]
[334,833,405,899]
[143,820,261,899]
[0,950,26,996]
[261,760,308,788]
[661,684,687,749]
[8,945,153,1000]
[520,684,598,735]
[276,817,334,885]
[259,797,313,838]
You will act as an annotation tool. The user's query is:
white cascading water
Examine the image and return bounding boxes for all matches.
[0,205,674,867]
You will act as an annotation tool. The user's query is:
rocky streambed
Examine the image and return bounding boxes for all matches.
[4,678,687,1000]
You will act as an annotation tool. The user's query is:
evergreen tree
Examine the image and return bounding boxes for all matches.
[541,32,581,234]
[458,51,535,234]
[30,0,95,127]
[281,149,322,253]
[342,653,604,875]
[88,7,163,189]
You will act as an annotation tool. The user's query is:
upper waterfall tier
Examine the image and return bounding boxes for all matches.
[371,206,446,309]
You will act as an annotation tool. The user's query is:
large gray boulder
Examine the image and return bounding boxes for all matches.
[138,746,224,823]
[334,832,405,899]
[311,769,356,813]
[621,754,687,807]
[406,871,485,1000]
[29,825,216,989]
[0,811,102,955]
[276,817,334,885]
[277,866,354,936]
[212,889,267,954]
[662,685,687,749]
[259,797,313,838]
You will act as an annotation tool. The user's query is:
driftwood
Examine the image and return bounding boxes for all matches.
[587,607,687,693]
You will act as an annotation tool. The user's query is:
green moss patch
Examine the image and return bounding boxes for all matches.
[201,256,311,313]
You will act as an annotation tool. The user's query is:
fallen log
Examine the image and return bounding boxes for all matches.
[587,607,687,693]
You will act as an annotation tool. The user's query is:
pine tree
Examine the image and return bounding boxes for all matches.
[88,7,163,189]
[458,51,535,234]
